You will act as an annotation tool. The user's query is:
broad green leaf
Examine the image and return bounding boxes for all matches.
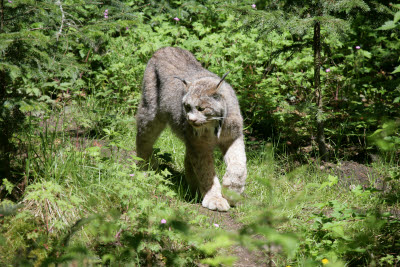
[392,65,400,74]
[394,11,400,23]
[378,20,396,30]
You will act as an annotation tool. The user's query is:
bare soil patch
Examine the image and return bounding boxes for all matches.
[323,160,400,218]
[196,206,273,267]
[330,161,383,190]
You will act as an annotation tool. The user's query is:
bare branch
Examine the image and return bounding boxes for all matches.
[55,0,65,41]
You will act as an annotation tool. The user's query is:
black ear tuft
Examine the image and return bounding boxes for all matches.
[216,71,230,90]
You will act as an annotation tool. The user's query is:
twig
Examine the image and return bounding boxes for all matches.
[29,27,51,31]
[55,0,65,41]
[84,48,92,63]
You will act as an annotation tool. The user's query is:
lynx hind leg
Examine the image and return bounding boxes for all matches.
[186,147,230,211]
[136,59,167,168]
[136,112,166,169]
[221,136,247,203]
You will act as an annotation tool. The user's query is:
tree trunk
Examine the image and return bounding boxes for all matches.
[313,20,328,161]
[0,0,10,178]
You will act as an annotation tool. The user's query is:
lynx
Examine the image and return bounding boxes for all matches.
[136,47,247,211]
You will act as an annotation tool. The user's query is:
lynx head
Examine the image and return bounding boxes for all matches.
[176,72,229,137]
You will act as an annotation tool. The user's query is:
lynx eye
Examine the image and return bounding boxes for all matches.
[211,94,221,100]
[184,104,191,112]
[196,106,205,112]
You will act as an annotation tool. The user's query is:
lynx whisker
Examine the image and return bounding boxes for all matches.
[208,117,224,121]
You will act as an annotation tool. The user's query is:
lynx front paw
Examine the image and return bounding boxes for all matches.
[202,195,230,212]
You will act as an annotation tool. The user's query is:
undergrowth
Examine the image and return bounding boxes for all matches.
[1,100,399,266]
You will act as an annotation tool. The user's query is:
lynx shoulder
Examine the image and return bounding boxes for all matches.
[136,47,247,211]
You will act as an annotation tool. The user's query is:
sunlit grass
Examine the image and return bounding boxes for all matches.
[1,102,399,266]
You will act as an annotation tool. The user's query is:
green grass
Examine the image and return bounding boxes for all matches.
[1,101,399,266]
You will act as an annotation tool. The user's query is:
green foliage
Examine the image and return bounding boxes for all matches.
[299,198,400,265]
[225,0,399,156]
[1,0,399,161]
[0,109,209,265]
[1,0,400,266]
[369,120,400,151]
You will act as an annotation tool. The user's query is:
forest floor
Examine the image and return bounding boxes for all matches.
[72,135,398,267]
[40,108,263,266]
[2,104,399,266]
[196,207,268,267]
[87,139,270,266]
[48,107,271,266]
[52,104,400,266]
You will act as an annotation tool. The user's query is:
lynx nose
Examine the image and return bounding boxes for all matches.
[187,113,201,126]
[187,113,197,123]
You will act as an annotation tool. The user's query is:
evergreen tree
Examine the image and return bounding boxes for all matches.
[0,0,139,180]
[230,0,385,160]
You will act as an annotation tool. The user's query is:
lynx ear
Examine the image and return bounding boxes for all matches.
[174,76,192,91]
[216,71,230,91]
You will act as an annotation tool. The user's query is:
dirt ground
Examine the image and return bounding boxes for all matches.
[196,206,272,267]
[323,160,400,219]
[195,160,400,267]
